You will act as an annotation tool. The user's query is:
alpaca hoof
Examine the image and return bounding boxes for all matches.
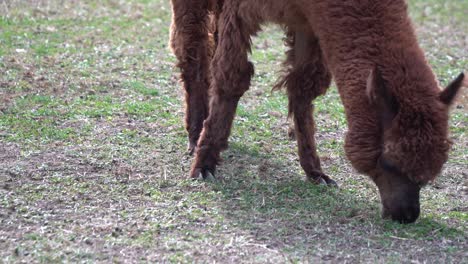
[309,177,327,185]
[308,174,338,187]
[205,171,216,182]
[191,168,216,182]
[318,173,338,187]
[324,178,338,187]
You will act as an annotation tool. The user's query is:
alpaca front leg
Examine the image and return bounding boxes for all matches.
[189,4,255,180]
[190,93,244,180]
[185,92,209,155]
[169,0,213,154]
[190,58,254,179]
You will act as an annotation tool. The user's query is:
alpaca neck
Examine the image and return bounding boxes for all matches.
[311,0,439,119]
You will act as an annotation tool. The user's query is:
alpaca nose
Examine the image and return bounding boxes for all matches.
[389,203,420,224]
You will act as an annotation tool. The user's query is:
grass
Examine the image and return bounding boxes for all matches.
[0,0,466,262]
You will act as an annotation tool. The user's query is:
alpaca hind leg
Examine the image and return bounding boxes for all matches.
[283,30,335,185]
[170,0,214,154]
[190,6,256,179]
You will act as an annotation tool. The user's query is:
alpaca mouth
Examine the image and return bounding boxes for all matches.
[381,202,420,224]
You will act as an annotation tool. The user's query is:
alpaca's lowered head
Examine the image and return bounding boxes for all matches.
[366,68,464,223]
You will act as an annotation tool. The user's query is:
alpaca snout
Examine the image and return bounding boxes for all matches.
[383,202,420,224]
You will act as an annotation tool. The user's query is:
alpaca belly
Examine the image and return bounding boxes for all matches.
[236,0,307,29]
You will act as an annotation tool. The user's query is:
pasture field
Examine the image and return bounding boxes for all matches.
[0,0,466,262]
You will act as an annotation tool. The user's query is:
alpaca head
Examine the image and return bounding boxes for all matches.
[366,68,464,223]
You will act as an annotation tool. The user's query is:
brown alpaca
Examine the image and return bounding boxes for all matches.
[170,0,464,223]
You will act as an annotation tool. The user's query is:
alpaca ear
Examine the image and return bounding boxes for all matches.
[366,67,399,129]
[439,73,465,105]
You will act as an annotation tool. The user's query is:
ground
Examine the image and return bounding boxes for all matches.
[0,0,466,263]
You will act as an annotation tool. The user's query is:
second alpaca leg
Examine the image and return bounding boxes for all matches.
[282,30,335,185]
[190,5,256,179]
[170,0,213,154]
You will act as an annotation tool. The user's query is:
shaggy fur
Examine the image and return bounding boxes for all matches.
[169,0,220,154]
[170,0,464,223]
